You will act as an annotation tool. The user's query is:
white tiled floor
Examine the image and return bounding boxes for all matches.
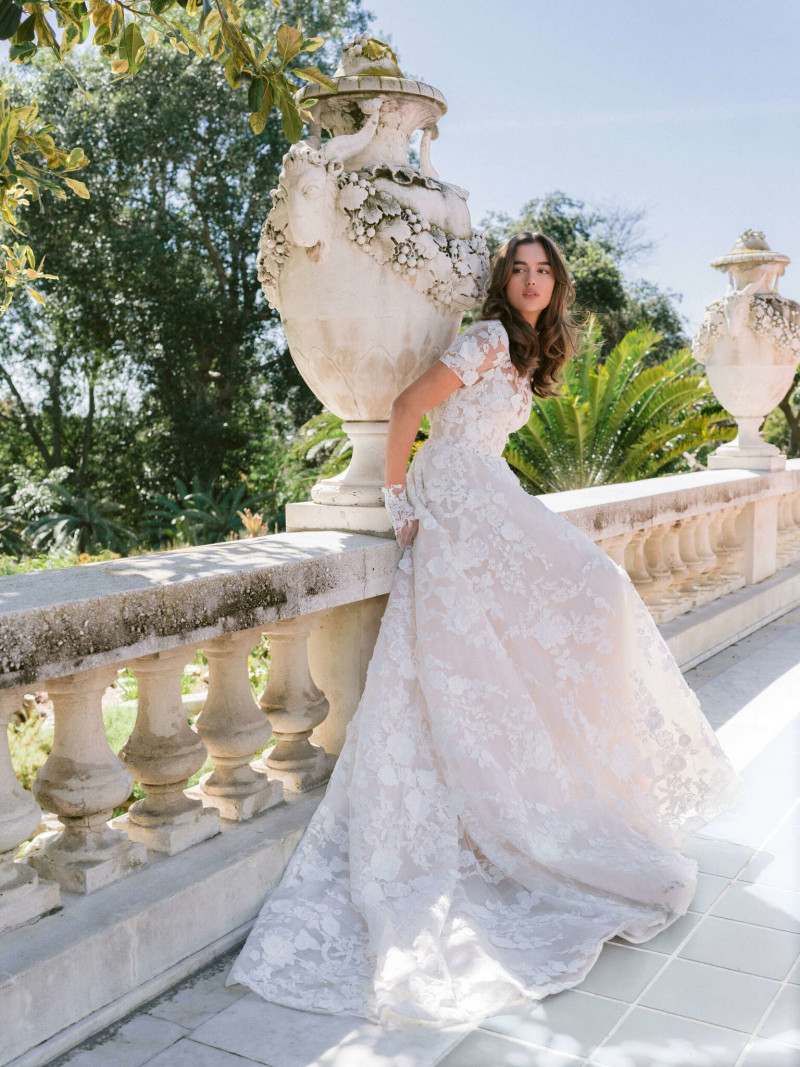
[49,607,800,1067]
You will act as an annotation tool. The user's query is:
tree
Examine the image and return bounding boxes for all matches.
[0,0,366,523]
[482,193,687,360]
[503,318,734,494]
[0,0,356,315]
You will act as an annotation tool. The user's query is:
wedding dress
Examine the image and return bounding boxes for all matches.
[228,319,740,1027]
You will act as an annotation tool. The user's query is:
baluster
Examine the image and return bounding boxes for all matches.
[257,614,335,793]
[116,648,219,854]
[776,496,794,568]
[641,526,681,622]
[791,493,800,562]
[27,668,146,894]
[597,531,633,571]
[692,512,722,603]
[191,631,283,821]
[0,689,60,931]
[625,530,654,601]
[661,521,693,616]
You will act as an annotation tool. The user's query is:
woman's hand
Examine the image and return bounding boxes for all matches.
[383,483,418,549]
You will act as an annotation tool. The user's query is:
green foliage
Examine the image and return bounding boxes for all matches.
[503,318,735,494]
[25,481,135,552]
[0,0,389,318]
[482,193,687,360]
[8,713,52,791]
[145,476,264,546]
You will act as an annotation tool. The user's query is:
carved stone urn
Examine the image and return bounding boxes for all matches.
[257,35,488,516]
[693,230,800,471]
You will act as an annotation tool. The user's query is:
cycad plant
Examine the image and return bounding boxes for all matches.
[27,485,135,555]
[145,477,263,548]
[504,318,734,493]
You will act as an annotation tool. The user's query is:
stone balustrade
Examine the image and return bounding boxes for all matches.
[1,465,800,1067]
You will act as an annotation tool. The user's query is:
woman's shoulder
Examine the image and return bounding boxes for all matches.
[460,318,510,350]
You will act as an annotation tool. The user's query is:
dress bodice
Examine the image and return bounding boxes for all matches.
[427,320,532,458]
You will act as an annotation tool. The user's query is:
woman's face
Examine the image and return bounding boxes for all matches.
[504,241,556,326]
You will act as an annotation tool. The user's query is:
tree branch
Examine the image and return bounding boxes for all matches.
[0,358,53,468]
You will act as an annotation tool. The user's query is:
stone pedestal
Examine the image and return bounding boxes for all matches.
[116,648,219,855]
[0,688,60,930]
[27,669,147,894]
[286,500,394,537]
[190,630,283,821]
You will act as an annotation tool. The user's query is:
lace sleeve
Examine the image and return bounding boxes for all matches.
[439,320,509,387]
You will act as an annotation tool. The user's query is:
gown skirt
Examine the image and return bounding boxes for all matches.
[229,320,740,1028]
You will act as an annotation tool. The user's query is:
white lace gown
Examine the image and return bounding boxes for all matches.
[228,319,740,1028]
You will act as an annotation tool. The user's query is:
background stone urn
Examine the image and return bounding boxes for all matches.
[693,229,800,471]
[257,35,488,525]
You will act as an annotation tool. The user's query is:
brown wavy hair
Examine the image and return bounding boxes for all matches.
[481,231,577,398]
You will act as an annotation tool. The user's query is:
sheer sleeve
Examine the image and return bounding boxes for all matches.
[439,320,510,387]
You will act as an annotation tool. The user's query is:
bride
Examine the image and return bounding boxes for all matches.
[228,231,740,1028]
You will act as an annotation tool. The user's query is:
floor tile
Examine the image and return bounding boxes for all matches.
[711,882,800,933]
[696,815,778,850]
[638,958,780,1032]
[588,1006,748,1067]
[481,988,625,1059]
[765,824,800,856]
[678,915,800,980]
[146,955,249,1029]
[684,837,754,879]
[740,1037,800,1066]
[52,1016,187,1067]
[145,1038,264,1066]
[612,912,701,955]
[733,793,799,823]
[687,873,729,913]
[759,984,800,1049]
[437,1029,579,1067]
[574,945,665,1002]
[740,850,800,893]
[188,994,462,1067]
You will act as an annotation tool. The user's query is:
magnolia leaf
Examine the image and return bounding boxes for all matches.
[300,36,323,52]
[145,28,157,46]
[224,52,240,87]
[65,146,87,169]
[34,132,56,155]
[91,1,112,26]
[12,12,34,41]
[276,22,303,61]
[247,76,265,112]
[63,175,89,198]
[249,83,273,134]
[25,287,45,304]
[93,21,111,43]
[0,113,19,168]
[177,21,204,56]
[0,0,22,41]
[169,35,189,53]
[291,64,336,92]
[34,13,58,48]
[207,25,223,57]
[8,39,36,61]
[278,91,302,143]
[149,0,174,13]
[109,1,122,38]
[110,56,128,73]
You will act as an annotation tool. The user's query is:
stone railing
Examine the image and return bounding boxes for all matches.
[1,464,800,1066]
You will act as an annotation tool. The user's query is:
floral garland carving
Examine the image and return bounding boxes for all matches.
[257,167,489,313]
[692,294,800,362]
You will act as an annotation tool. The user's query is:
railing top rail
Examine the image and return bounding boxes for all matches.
[545,461,800,538]
[0,531,399,690]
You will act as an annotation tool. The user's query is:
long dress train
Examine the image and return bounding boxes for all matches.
[228,319,740,1028]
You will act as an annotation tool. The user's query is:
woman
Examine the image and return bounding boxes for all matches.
[228,232,740,1028]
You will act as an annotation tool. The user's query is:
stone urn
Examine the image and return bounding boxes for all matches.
[693,229,800,470]
[257,35,488,511]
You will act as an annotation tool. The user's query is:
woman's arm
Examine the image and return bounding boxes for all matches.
[384,361,463,547]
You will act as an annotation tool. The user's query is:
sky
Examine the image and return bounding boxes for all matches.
[363,0,800,334]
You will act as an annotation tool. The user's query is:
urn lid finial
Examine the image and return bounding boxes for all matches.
[711,230,790,272]
[334,34,404,79]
